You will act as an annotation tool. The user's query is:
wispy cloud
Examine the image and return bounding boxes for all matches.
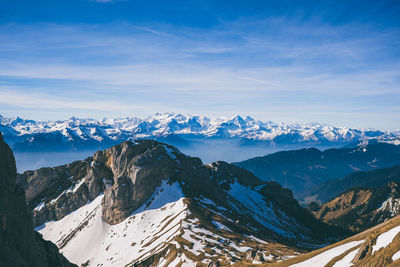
[0,89,134,111]
[0,17,399,128]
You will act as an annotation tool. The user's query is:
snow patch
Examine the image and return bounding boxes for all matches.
[332,248,359,267]
[212,221,231,232]
[290,240,364,267]
[392,250,400,261]
[372,225,400,254]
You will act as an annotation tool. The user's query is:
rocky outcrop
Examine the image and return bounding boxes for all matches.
[20,139,348,247]
[0,132,75,267]
[20,140,203,226]
[353,236,374,262]
[246,250,266,262]
[99,141,183,224]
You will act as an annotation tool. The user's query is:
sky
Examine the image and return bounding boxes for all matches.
[0,0,399,130]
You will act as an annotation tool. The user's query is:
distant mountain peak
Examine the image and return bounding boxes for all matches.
[1,113,399,156]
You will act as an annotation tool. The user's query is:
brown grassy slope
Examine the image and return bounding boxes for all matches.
[267,215,400,267]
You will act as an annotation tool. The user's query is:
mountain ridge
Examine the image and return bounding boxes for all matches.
[19,139,347,266]
[310,181,400,233]
[307,164,400,204]
[234,143,400,199]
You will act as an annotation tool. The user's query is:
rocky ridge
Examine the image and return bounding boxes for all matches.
[235,142,400,199]
[306,163,400,204]
[20,140,346,266]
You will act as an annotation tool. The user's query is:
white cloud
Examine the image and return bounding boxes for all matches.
[0,19,399,128]
[0,89,134,112]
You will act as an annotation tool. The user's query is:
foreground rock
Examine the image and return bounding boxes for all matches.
[0,132,75,267]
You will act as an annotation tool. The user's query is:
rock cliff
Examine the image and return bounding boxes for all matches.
[0,132,75,267]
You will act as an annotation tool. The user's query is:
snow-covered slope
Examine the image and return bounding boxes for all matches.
[23,140,343,266]
[2,113,399,151]
[278,214,400,267]
[38,181,191,266]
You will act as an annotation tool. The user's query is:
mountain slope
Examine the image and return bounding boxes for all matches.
[306,164,400,204]
[19,140,346,266]
[0,132,76,267]
[309,181,400,233]
[234,143,400,199]
[274,214,400,267]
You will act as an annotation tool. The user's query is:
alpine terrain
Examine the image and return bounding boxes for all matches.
[18,139,346,266]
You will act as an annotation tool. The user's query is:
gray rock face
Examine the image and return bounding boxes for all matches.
[19,151,113,226]
[0,132,76,267]
[21,140,202,226]
[99,141,181,224]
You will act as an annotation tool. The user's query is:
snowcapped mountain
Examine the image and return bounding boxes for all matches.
[3,113,400,171]
[18,140,346,266]
[2,113,399,153]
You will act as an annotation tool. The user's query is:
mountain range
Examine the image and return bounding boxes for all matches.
[2,113,400,171]
[2,128,400,266]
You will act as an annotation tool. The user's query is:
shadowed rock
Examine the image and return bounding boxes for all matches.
[0,132,76,267]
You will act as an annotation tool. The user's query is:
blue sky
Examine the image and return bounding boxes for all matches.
[0,0,399,130]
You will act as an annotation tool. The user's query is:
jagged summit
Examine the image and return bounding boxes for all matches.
[17,139,346,266]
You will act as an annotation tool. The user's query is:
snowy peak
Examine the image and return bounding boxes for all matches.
[1,113,399,154]
[18,140,345,266]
